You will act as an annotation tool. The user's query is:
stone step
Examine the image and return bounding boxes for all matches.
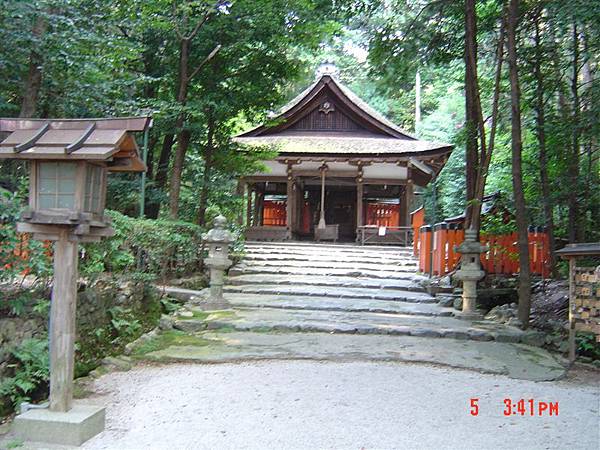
[245,241,412,253]
[223,284,436,303]
[227,274,425,292]
[182,307,525,344]
[229,264,424,280]
[236,259,418,274]
[243,253,418,266]
[143,331,566,381]
[214,293,453,316]
[244,242,413,255]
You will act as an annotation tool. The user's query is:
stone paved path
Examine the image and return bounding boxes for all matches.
[155,241,567,380]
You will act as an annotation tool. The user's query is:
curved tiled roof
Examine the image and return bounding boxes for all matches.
[236,73,452,157]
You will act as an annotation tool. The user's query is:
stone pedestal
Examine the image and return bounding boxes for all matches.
[202,215,234,310]
[454,229,488,320]
[13,403,105,446]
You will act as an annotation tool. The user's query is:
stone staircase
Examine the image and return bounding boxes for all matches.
[166,241,529,343]
[149,241,567,381]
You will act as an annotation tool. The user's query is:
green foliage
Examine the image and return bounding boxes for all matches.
[108,307,142,344]
[80,210,208,280]
[0,191,52,285]
[576,332,600,361]
[0,338,49,410]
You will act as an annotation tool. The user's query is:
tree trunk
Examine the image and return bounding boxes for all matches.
[507,0,531,327]
[146,133,175,219]
[567,20,580,243]
[534,14,558,277]
[169,38,191,219]
[19,15,48,118]
[580,32,596,242]
[468,9,506,232]
[196,118,215,226]
[463,0,478,226]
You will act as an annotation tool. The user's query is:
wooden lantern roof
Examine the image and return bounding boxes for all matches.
[0,116,152,172]
[234,71,454,181]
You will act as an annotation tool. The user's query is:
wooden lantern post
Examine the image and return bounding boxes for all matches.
[0,117,151,415]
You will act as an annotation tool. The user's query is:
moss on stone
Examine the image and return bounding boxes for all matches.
[132,330,212,357]
[206,310,236,320]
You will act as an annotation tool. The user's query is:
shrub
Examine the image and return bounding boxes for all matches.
[81,210,206,280]
[0,338,49,411]
[0,191,52,285]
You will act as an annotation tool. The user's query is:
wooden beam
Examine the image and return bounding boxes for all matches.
[292,169,357,178]
[409,157,436,176]
[243,176,288,183]
[14,122,50,153]
[66,122,96,154]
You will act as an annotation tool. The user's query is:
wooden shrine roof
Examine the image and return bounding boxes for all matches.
[556,243,600,257]
[0,117,152,172]
[234,72,453,162]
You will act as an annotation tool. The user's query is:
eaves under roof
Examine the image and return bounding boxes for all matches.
[236,133,452,156]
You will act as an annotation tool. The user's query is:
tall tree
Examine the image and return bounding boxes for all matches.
[532,9,557,276]
[567,19,580,243]
[465,5,507,232]
[168,1,221,219]
[463,0,479,226]
[506,0,531,325]
[19,13,48,118]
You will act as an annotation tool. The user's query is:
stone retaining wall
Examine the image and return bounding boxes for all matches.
[0,277,161,413]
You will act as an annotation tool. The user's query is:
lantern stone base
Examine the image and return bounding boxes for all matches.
[200,300,232,311]
[455,310,484,320]
[12,403,105,446]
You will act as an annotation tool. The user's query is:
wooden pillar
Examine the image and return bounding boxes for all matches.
[252,189,261,226]
[356,180,363,229]
[295,179,303,232]
[568,257,576,363]
[286,176,294,239]
[236,179,244,226]
[405,180,414,226]
[318,164,327,229]
[399,186,408,226]
[49,231,78,412]
[246,183,252,227]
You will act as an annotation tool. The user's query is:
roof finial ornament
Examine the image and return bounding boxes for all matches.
[315,60,339,80]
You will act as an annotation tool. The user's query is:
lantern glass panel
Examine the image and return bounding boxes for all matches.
[37,162,77,209]
[84,164,104,213]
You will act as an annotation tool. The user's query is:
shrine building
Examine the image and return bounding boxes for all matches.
[235,63,453,244]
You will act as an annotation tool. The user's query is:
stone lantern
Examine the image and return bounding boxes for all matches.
[0,117,151,445]
[202,214,234,310]
[454,228,488,318]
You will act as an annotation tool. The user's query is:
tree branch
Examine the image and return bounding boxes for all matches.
[187,44,222,82]
[187,11,211,40]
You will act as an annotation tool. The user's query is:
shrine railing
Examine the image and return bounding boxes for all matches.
[414,222,551,277]
[357,226,412,246]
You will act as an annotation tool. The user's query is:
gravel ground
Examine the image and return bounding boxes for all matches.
[82,361,599,450]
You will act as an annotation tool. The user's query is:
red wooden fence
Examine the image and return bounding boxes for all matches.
[416,223,551,277]
[262,200,287,226]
